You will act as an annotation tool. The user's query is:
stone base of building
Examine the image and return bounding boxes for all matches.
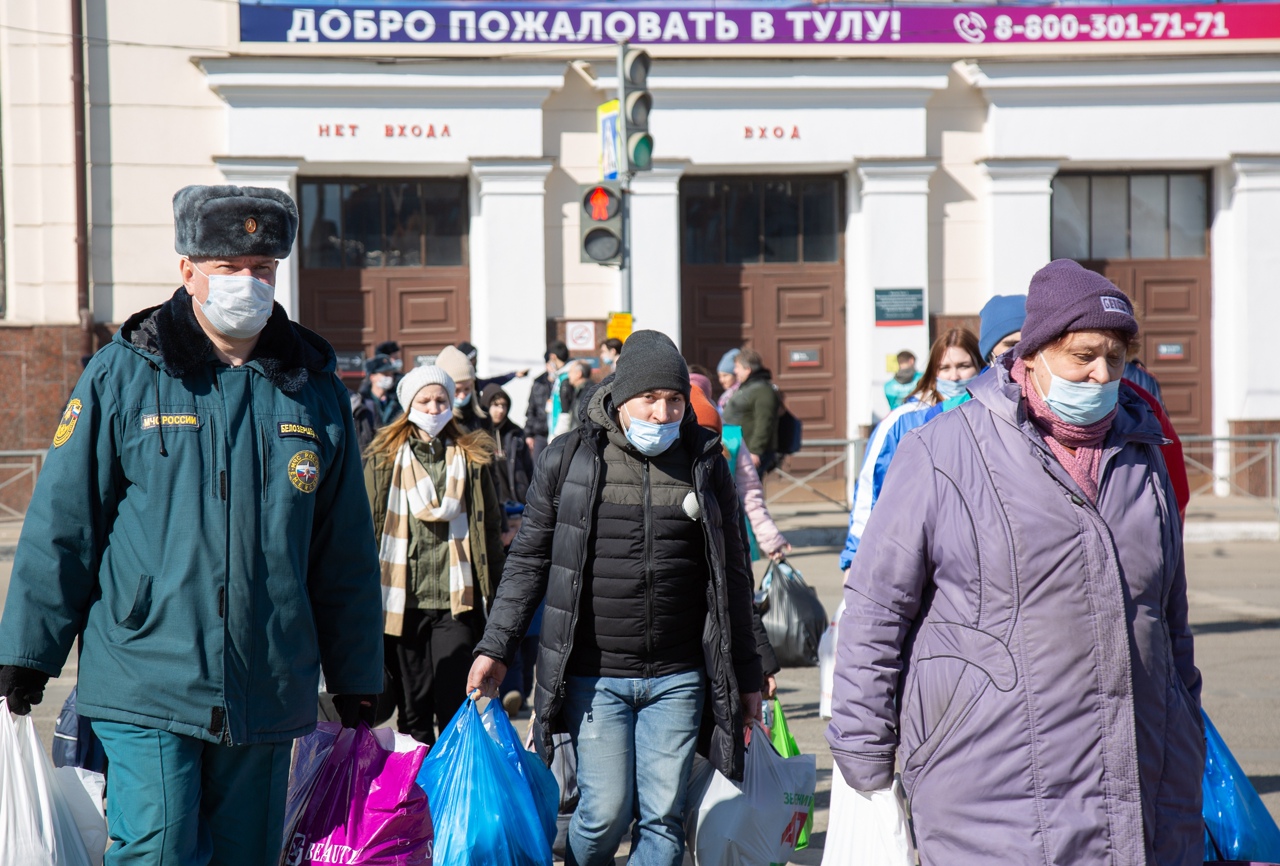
[0,324,94,451]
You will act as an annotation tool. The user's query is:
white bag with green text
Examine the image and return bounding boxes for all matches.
[685,723,817,866]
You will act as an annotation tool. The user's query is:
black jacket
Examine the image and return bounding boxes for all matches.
[525,373,552,438]
[475,381,763,781]
[565,387,708,679]
[488,418,534,505]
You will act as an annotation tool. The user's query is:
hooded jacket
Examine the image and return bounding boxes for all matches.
[474,380,763,780]
[827,358,1203,865]
[0,289,384,745]
[487,417,534,506]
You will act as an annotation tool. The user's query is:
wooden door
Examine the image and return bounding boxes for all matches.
[1091,260,1213,436]
[679,176,846,439]
[301,268,471,348]
[296,178,470,381]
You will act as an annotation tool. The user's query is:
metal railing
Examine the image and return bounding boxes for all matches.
[0,450,45,523]
[1181,435,1280,517]
[766,438,866,510]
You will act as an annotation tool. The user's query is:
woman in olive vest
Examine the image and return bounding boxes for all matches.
[364,363,505,745]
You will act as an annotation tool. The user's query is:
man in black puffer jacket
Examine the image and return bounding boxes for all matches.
[469,331,763,866]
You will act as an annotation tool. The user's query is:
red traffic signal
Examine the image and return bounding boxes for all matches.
[583,185,621,222]
[580,182,623,265]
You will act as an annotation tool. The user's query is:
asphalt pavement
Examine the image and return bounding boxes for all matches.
[1,514,1277,864]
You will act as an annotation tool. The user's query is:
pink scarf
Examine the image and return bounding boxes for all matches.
[1011,357,1115,503]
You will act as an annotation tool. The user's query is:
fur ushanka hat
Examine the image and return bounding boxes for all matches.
[173,185,298,259]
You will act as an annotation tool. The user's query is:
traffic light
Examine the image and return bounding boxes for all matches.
[580,182,623,264]
[619,48,652,172]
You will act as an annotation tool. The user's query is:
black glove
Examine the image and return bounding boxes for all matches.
[0,665,50,716]
[331,694,377,729]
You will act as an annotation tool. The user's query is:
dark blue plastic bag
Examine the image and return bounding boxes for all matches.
[417,699,552,866]
[480,701,559,848]
[1202,709,1280,862]
[51,686,107,774]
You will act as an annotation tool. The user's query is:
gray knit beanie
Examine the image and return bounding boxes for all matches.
[1013,259,1137,359]
[610,330,690,404]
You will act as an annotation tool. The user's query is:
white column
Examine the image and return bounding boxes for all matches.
[1231,155,1280,420]
[469,158,554,424]
[981,159,1060,299]
[628,161,687,346]
[213,157,302,319]
[856,158,937,425]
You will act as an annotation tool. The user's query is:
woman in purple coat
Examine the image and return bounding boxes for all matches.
[827,259,1204,866]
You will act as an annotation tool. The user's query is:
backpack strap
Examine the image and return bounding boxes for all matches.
[549,429,584,518]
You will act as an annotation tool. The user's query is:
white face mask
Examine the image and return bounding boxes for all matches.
[409,407,452,439]
[371,374,394,392]
[190,261,275,340]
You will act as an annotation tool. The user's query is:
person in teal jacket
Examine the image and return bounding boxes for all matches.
[0,185,384,866]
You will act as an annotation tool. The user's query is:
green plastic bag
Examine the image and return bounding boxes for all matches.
[769,698,813,854]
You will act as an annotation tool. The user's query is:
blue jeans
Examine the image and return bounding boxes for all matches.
[563,669,706,866]
[90,720,291,866]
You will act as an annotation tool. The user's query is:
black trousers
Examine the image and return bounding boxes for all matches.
[394,606,485,745]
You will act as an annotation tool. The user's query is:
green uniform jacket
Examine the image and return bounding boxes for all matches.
[0,289,384,745]
[364,441,506,610]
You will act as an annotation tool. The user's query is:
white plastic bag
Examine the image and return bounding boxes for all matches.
[821,767,916,866]
[685,723,817,866]
[53,768,107,866]
[818,598,845,719]
[0,698,98,866]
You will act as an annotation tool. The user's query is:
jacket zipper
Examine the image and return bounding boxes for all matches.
[215,370,234,745]
[643,458,655,675]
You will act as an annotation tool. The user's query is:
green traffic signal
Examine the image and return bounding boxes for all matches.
[619,46,652,173]
[628,133,653,172]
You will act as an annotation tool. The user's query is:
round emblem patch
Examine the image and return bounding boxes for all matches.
[244,217,258,234]
[288,450,320,493]
[52,399,83,448]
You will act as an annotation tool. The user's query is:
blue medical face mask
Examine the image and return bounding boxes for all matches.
[453,391,472,409]
[1036,352,1120,426]
[935,375,975,401]
[621,406,682,456]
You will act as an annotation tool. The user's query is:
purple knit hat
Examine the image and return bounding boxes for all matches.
[1013,259,1138,359]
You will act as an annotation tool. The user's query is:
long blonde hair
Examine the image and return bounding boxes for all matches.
[366,413,495,467]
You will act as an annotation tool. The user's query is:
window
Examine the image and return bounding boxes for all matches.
[299,178,467,269]
[681,176,841,265]
[1050,172,1208,260]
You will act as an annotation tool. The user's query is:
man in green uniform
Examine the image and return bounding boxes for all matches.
[0,185,384,865]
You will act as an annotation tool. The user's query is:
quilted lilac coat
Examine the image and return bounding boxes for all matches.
[827,360,1204,866]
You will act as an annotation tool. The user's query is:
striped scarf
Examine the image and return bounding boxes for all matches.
[379,439,473,636]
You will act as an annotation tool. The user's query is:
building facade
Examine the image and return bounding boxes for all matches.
[4,0,1280,449]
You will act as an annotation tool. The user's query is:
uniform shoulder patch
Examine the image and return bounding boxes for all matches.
[278,422,319,442]
[53,399,83,448]
[288,450,320,494]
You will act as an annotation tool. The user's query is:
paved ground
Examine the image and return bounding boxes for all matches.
[2,512,1278,863]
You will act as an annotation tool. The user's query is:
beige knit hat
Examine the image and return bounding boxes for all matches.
[435,345,474,384]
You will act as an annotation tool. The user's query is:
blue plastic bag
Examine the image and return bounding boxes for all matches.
[480,701,559,848]
[417,699,553,866]
[1202,709,1280,862]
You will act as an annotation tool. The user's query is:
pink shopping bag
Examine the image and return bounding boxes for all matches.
[281,722,432,866]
